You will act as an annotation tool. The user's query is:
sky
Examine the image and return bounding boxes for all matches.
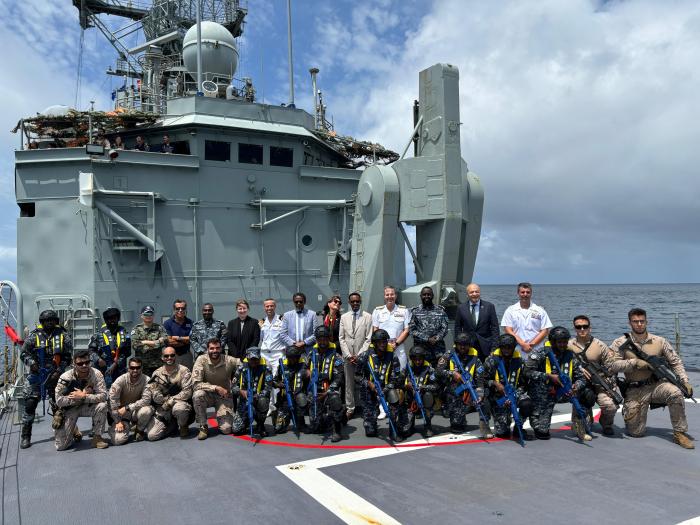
[0,0,699,284]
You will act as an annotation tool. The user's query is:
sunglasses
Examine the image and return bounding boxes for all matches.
[74,361,90,367]
[162,354,177,359]
[129,366,142,370]
[574,325,590,330]
[293,300,304,304]
[175,307,187,311]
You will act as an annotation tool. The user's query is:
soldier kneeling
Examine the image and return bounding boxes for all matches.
[54,350,109,450]
[232,347,274,437]
[109,357,154,445]
[273,345,309,434]
[403,345,438,438]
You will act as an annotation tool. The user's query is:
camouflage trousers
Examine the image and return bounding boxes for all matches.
[404,404,432,434]
[308,391,345,433]
[623,381,688,436]
[528,392,564,434]
[54,402,108,451]
[274,391,305,433]
[110,406,155,445]
[192,390,233,434]
[445,391,491,429]
[592,389,620,431]
[360,385,408,435]
[232,394,270,434]
[146,401,192,441]
[22,375,59,425]
[488,394,532,435]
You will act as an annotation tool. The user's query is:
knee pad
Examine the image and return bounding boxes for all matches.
[255,396,270,415]
[518,398,533,417]
[422,392,435,409]
[579,388,596,408]
[295,392,308,408]
[385,388,399,404]
[327,393,342,412]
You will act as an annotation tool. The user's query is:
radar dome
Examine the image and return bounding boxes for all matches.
[182,21,238,79]
[40,105,71,117]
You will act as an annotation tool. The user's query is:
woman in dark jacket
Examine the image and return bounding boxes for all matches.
[226,299,260,358]
[318,295,342,347]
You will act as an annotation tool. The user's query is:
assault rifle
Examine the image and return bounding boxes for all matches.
[574,351,623,405]
[367,357,398,438]
[449,350,488,424]
[308,349,319,421]
[279,358,298,433]
[245,366,254,438]
[545,349,591,434]
[495,359,525,447]
[405,360,427,421]
[37,346,49,415]
[620,334,696,402]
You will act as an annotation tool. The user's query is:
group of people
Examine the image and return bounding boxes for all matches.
[95,130,174,153]
[18,282,695,451]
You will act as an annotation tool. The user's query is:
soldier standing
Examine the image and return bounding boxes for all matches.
[54,350,109,450]
[307,326,345,442]
[356,329,405,441]
[569,315,621,436]
[145,346,193,440]
[88,307,130,388]
[609,308,694,449]
[130,305,169,376]
[409,286,449,366]
[20,309,73,449]
[482,334,533,440]
[524,327,589,441]
[403,345,439,437]
[372,286,411,370]
[232,347,274,437]
[437,332,494,439]
[190,303,228,360]
[273,345,309,433]
[109,357,154,445]
[192,338,240,440]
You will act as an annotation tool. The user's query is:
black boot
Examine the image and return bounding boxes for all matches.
[331,421,343,443]
[20,424,32,449]
[424,422,434,438]
[256,422,268,438]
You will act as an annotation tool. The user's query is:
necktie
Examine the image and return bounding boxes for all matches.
[471,303,477,325]
[352,312,357,332]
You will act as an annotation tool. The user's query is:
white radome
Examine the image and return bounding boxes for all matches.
[182,21,239,78]
[40,105,72,117]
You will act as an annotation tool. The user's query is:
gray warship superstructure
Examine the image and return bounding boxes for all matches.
[11,0,483,344]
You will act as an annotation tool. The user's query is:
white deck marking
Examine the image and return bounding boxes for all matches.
[676,517,700,525]
[276,411,591,524]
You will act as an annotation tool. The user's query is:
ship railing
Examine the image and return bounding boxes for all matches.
[0,281,24,414]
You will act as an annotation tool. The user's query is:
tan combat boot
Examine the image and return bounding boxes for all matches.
[673,432,695,449]
[573,418,592,441]
[91,435,109,449]
[73,428,83,443]
[479,420,494,439]
[197,425,209,440]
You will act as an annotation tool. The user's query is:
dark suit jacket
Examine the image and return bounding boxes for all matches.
[454,300,500,358]
[226,316,261,358]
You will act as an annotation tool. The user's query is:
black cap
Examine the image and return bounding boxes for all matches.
[314,326,331,339]
[141,305,155,316]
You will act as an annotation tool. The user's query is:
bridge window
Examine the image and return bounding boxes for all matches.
[239,143,263,164]
[205,140,231,161]
[270,146,294,167]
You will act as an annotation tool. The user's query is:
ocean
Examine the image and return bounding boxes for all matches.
[480,283,700,370]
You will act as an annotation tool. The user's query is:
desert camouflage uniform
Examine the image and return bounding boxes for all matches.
[88,324,130,388]
[109,373,154,445]
[130,323,168,376]
[192,354,239,434]
[408,303,449,364]
[355,344,407,435]
[145,364,193,440]
[524,343,586,434]
[273,357,309,432]
[569,337,621,432]
[54,367,108,451]
[190,318,228,358]
[21,324,72,424]
[437,348,491,430]
[231,359,274,434]
[609,333,690,436]
[403,360,439,434]
[482,349,531,435]
[307,344,345,432]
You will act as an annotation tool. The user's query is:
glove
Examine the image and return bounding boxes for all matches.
[682,381,694,398]
[634,360,651,370]
[162,399,174,411]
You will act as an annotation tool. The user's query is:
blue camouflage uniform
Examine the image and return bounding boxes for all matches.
[88,324,130,388]
[483,349,532,436]
[408,303,449,365]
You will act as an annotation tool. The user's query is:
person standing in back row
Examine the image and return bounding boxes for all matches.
[454,283,500,360]
[164,299,193,369]
[226,299,260,359]
[283,293,318,356]
[339,292,373,420]
[372,286,411,370]
[501,282,552,356]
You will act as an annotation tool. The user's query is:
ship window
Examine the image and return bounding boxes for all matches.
[19,202,35,217]
[205,140,230,162]
[270,146,293,167]
[171,140,191,155]
[301,235,313,247]
[239,143,263,164]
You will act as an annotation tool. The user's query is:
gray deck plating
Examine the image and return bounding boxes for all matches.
[3,372,699,525]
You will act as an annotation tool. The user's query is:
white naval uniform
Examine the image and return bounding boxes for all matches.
[372,304,411,369]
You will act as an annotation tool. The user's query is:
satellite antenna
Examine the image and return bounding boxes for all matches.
[202,81,218,98]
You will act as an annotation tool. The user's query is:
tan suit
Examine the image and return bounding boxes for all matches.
[339,310,372,410]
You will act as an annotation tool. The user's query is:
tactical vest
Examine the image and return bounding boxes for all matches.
[404,361,431,388]
[544,341,574,380]
[619,334,665,382]
[368,350,395,387]
[309,348,338,385]
[282,359,306,393]
[492,348,523,385]
[100,325,128,362]
[570,337,605,363]
[240,358,268,394]
[449,347,479,378]
[34,325,66,366]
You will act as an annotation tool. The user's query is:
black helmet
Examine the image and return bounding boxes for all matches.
[39,310,59,323]
[314,326,331,339]
[409,346,426,359]
[454,332,474,347]
[497,334,517,349]
[102,307,121,321]
[371,329,390,343]
[245,346,262,360]
[548,326,571,342]
[286,346,303,358]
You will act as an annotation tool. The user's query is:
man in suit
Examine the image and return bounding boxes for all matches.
[282,292,318,356]
[454,283,500,360]
[338,291,373,419]
[226,299,260,359]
